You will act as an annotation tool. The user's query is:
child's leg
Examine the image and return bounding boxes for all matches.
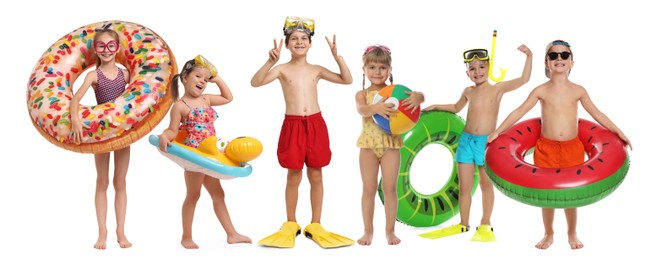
[113,146,131,248]
[477,166,494,225]
[379,149,401,245]
[93,152,110,250]
[458,163,476,227]
[285,169,302,222]
[181,171,205,249]
[306,167,323,224]
[357,149,380,245]
[202,177,251,244]
[564,208,583,249]
[535,208,555,249]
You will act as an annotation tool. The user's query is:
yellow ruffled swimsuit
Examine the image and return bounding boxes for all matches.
[356,89,403,158]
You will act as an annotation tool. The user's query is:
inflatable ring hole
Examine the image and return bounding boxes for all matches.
[521,147,588,164]
[75,63,129,107]
[409,143,455,195]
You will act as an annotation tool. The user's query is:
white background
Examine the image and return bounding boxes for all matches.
[1,0,648,259]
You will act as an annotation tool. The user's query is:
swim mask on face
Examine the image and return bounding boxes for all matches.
[194,54,218,78]
[283,16,315,36]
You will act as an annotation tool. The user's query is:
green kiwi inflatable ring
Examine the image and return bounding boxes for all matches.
[379,111,479,227]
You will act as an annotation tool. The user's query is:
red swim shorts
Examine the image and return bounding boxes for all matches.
[533,136,585,168]
[277,112,332,170]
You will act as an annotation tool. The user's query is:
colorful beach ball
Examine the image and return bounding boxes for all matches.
[372,84,420,135]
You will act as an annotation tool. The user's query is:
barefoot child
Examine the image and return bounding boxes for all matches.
[488,40,631,249]
[157,55,251,249]
[355,44,424,246]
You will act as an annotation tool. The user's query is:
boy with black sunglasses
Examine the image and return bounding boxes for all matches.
[420,44,532,242]
[488,40,631,249]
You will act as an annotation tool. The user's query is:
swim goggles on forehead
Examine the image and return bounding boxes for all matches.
[463,49,489,63]
[364,44,391,55]
[184,55,218,78]
[283,16,315,36]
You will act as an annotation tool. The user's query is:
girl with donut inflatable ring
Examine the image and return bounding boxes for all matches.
[156,55,252,248]
[355,44,424,246]
[419,45,533,242]
[488,40,632,250]
[27,21,176,249]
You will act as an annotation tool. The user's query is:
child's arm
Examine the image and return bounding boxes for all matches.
[69,71,96,144]
[355,90,395,119]
[422,88,468,113]
[158,103,183,152]
[319,35,353,84]
[205,74,233,106]
[578,86,632,150]
[488,87,541,142]
[496,44,533,93]
[251,39,283,87]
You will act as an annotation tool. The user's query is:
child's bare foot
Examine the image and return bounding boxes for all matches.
[535,234,554,250]
[94,239,107,250]
[568,234,584,250]
[181,238,200,249]
[357,232,373,246]
[94,231,107,250]
[386,232,401,245]
[227,233,252,244]
[118,239,132,248]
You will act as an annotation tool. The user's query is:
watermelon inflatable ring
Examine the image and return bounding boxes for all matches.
[485,118,629,208]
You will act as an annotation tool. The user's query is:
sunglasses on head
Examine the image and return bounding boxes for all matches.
[283,16,315,36]
[364,44,391,55]
[547,51,572,60]
[463,49,489,63]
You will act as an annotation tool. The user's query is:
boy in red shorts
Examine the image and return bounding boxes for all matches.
[250,16,354,248]
[489,40,631,250]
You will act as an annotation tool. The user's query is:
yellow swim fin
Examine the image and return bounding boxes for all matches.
[303,223,354,249]
[471,224,496,242]
[258,221,301,248]
[419,224,469,239]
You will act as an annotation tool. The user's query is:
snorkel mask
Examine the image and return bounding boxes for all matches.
[463,49,489,63]
[194,54,218,78]
[283,16,315,36]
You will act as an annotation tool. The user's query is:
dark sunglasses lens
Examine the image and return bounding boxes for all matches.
[560,52,571,60]
[548,52,558,60]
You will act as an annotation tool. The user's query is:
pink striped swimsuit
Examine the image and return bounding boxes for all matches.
[94,68,126,104]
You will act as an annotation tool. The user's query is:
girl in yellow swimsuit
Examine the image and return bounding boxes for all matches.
[354,44,424,246]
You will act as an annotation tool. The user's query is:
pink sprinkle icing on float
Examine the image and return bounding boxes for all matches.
[485,118,629,208]
[26,20,177,154]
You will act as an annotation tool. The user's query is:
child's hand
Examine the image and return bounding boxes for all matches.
[373,97,396,119]
[618,133,633,151]
[158,134,171,153]
[487,132,500,143]
[422,104,438,112]
[403,91,424,113]
[209,74,223,84]
[70,116,90,144]
[518,44,532,57]
[268,39,283,63]
[325,35,338,57]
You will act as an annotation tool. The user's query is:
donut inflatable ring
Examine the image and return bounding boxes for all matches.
[148,132,263,179]
[485,118,629,208]
[379,111,479,227]
[27,20,177,154]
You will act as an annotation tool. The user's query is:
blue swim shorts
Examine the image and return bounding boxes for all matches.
[454,131,488,166]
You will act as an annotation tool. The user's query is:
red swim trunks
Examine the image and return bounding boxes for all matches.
[277,112,332,170]
[533,136,585,168]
